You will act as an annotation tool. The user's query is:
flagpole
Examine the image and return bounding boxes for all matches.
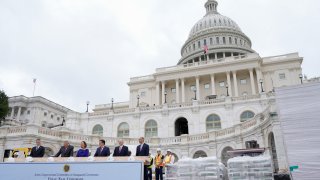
[33,79,37,97]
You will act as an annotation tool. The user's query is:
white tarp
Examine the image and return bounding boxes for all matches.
[275,82,320,179]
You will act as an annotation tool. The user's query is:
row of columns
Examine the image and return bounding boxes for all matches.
[155,68,263,105]
[9,106,22,122]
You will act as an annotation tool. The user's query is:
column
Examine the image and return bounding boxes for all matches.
[196,76,200,100]
[214,53,217,60]
[155,82,160,105]
[175,79,180,103]
[256,68,263,93]
[232,71,239,97]
[181,78,185,103]
[206,54,209,61]
[10,107,15,119]
[249,69,256,95]
[210,74,216,95]
[16,107,21,122]
[226,72,233,96]
[161,81,166,104]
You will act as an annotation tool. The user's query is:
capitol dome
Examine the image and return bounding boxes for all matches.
[178,0,255,65]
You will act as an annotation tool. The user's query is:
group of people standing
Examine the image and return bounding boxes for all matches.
[29,137,174,180]
[147,148,175,180]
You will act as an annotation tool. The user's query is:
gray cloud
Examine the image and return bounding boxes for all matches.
[0,0,319,112]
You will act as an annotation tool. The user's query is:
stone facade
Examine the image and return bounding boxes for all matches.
[0,0,306,173]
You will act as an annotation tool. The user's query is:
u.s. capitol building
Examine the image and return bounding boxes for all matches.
[1,0,305,173]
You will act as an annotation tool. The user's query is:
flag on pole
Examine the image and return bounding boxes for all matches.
[203,45,208,54]
[33,78,37,97]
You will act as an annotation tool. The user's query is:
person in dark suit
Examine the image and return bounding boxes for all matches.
[94,139,110,157]
[136,137,150,180]
[55,141,74,157]
[113,139,129,157]
[30,139,45,157]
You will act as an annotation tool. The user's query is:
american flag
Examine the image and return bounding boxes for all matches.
[204,45,208,54]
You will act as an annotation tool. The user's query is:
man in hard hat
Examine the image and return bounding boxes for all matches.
[164,149,175,166]
[154,148,164,180]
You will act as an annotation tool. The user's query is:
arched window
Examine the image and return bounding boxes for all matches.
[221,146,233,166]
[193,150,208,159]
[117,122,129,138]
[206,114,221,132]
[145,120,158,137]
[240,111,255,122]
[269,132,279,172]
[92,124,103,136]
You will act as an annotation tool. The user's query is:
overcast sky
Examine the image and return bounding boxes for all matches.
[0,0,319,112]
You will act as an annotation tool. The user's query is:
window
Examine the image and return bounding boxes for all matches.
[240,111,255,122]
[92,124,104,136]
[193,43,195,50]
[57,117,60,121]
[204,39,207,45]
[235,38,238,45]
[229,37,232,44]
[41,121,47,127]
[145,120,158,137]
[210,38,213,45]
[51,115,54,119]
[44,112,47,117]
[140,91,146,97]
[240,39,243,45]
[206,114,221,132]
[216,37,220,44]
[171,88,176,93]
[279,73,286,80]
[198,41,201,48]
[118,122,129,138]
[219,81,225,87]
[204,84,210,89]
[240,79,247,85]
[223,37,226,44]
[193,151,208,159]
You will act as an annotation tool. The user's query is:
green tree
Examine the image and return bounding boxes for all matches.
[0,90,9,120]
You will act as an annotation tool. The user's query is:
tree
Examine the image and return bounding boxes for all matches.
[0,90,9,120]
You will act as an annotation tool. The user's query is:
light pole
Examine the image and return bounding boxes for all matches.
[259,79,264,93]
[193,88,197,100]
[299,74,303,84]
[111,98,114,110]
[137,95,140,107]
[86,101,90,112]
[164,91,167,104]
[226,83,229,97]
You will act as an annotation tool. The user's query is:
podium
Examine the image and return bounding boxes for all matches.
[0,157,148,180]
